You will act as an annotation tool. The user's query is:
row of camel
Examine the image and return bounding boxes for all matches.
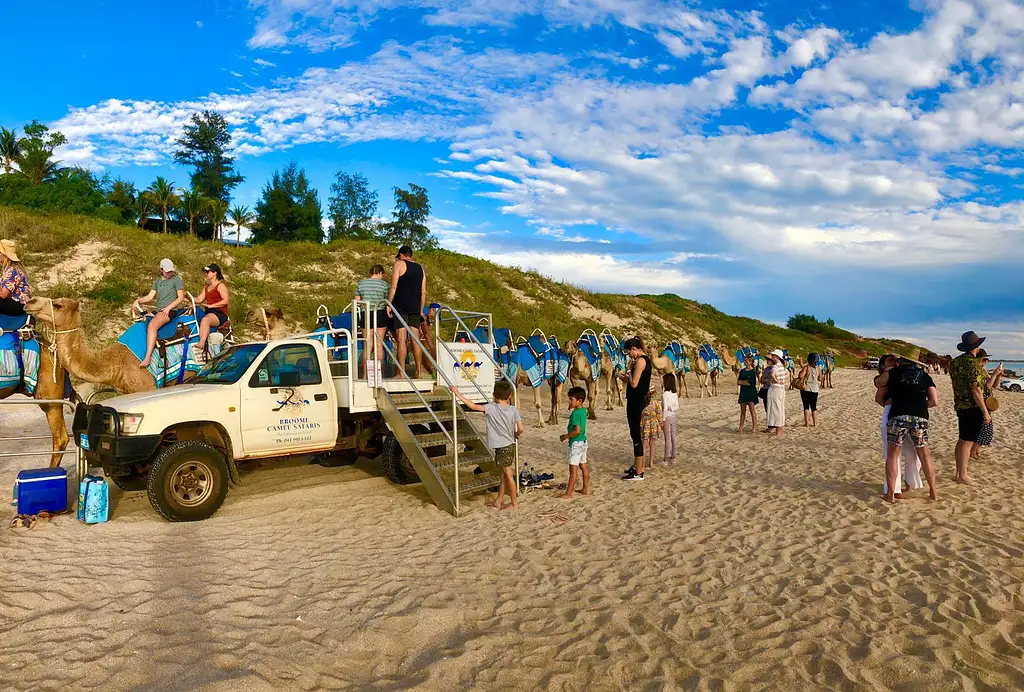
[5,295,835,464]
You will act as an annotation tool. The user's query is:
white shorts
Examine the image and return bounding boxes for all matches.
[568,441,588,466]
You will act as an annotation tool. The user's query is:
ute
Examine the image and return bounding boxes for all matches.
[72,303,513,521]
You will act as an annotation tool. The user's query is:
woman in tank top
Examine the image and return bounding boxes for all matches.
[621,336,652,481]
[798,352,822,427]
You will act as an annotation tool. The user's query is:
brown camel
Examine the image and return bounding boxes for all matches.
[647,343,690,398]
[822,350,835,388]
[0,336,72,467]
[720,346,740,379]
[245,306,289,341]
[561,339,598,420]
[689,347,715,398]
[27,297,169,394]
[600,348,622,410]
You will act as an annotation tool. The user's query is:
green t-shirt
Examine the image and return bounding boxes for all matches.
[567,407,587,443]
[153,274,184,311]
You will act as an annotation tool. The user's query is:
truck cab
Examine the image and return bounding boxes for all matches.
[73,304,507,521]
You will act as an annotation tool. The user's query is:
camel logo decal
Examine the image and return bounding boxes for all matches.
[273,388,310,413]
[455,350,484,382]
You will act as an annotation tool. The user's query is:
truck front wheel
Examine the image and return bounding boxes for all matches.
[380,436,420,485]
[147,441,229,522]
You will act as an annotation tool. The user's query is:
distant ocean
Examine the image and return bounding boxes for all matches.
[989,360,1024,376]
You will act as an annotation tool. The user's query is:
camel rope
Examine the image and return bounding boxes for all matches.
[260,308,270,340]
[45,298,81,384]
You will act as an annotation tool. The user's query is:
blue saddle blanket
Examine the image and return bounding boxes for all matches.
[662,342,691,373]
[601,333,627,373]
[117,311,211,388]
[0,331,40,394]
[548,337,570,385]
[577,334,602,381]
[0,314,31,333]
[699,343,725,373]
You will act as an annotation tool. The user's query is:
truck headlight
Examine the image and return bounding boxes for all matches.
[119,413,144,435]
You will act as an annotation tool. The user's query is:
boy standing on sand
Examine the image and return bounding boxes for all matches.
[559,386,589,499]
[450,381,524,510]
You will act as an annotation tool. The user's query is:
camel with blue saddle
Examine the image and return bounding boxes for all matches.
[508,329,564,428]
[695,343,727,397]
[25,296,225,394]
[648,341,692,398]
[0,313,73,466]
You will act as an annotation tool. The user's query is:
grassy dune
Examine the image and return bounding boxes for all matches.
[1,206,923,365]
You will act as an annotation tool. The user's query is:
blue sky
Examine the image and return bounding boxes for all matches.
[3,0,1024,355]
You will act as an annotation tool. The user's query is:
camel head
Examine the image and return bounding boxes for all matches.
[24,297,82,331]
[562,339,579,356]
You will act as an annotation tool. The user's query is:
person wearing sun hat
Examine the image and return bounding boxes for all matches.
[0,239,31,316]
[972,348,1003,460]
[134,258,185,368]
[949,330,988,485]
[765,349,788,435]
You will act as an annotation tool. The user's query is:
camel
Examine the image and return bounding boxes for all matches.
[647,343,690,398]
[517,366,550,428]
[822,350,835,388]
[720,346,740,380]
[689,347,715,398]
[245,306,289,341]
[0,335,72,467]
[26,297,191,395]
[599,349,622,411]
[560,339,598,420]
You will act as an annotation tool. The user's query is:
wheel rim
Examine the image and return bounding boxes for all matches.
[169,460,215,507]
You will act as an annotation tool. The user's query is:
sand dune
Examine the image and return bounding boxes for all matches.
[2,370,1023,691]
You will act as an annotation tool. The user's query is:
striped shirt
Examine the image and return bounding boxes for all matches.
[355,277,389,309]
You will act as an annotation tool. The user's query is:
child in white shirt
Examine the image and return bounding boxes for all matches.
[661,373,679,465]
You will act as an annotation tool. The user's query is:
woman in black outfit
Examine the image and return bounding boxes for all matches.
[621,336,652,481]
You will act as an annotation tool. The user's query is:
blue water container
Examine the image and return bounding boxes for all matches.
[14,467,69,515]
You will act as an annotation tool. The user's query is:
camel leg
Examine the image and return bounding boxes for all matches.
[587,379,597,421]
[41,401,70,467]
[604,373,614,411]
[532,384,545,429]
[680,373,689,398]
[547,381,561,426]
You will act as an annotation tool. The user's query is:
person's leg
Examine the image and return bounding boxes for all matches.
[560,464,578,499]
[197,312,219,350]
[503,467,518,509]
[140,311,171,367]
[493,469,506,508]
[738,405,746,433]
[580,460,590,494]
[883,441,901,503]
[395,326,409,378]
[917,444,938,501]
[811,393,818,427]
[666,419,676,463]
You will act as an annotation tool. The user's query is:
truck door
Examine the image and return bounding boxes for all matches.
[239,342,339,456]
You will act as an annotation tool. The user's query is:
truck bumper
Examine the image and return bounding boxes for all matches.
[72,403,162,475]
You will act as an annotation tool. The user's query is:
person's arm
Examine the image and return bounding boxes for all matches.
[419,268,427,316]
[560,423,581,443]
[448,385,486,412]
[386,261,403,312]
[207,284,229,310]
[874,386,888,407]
[135,289,157,307]
[926,386,938,409]
[163,288,186,314]
[985,365,1003,390]
[514,419,524,440]
[629,358,644,388]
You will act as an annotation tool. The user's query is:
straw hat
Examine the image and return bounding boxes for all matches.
[0,239,20,263]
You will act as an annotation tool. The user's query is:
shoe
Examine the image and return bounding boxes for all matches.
[621,468,644,481]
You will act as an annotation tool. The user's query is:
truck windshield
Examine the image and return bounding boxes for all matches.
[192,344,265,384]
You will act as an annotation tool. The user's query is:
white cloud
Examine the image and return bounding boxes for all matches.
[254,58,277,67]
[229,71,244,77]
[196,20,204,29]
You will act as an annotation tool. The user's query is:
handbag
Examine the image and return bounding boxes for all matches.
[985,396,999,412]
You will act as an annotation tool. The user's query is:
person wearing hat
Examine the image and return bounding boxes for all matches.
[0,239,31,317]
[765,349,788,436]
[134,258,185,368]
[877,354,938,503]
[195,263,230,360]
[387,245,427,379]
[972,348,1003,460]
[949,331,989,485]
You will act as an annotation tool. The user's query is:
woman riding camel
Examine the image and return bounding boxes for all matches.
[0,239,31,317]
[134,258,185,368]
[195,263,230,360]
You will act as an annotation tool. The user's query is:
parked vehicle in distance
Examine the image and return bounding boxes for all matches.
[1000,377,1024,393]
[865,356,880,370]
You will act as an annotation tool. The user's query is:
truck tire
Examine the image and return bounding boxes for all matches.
[109,472,148,492]
[380,436,420,485]
[146,441,229,522]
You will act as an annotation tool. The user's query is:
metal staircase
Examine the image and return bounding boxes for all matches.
[377,388,501,516]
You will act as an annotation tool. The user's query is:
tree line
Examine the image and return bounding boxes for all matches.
[0,112,437,249]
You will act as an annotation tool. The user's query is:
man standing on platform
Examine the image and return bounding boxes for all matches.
[387,245,427,379]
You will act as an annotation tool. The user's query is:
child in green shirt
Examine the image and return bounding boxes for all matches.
[558,386,589,499]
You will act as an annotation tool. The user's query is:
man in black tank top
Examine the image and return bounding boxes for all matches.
[387,245,427,378]
[621,336,652,480]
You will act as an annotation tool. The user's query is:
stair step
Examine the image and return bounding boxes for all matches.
[401,411,456,426]
[451,474,502,496]
[415,431,482,447]
[432,451,492,471]
[389,392,451,408]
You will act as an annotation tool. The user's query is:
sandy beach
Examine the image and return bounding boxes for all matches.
[2,369,1023,691]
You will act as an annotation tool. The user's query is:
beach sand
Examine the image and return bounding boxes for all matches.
[1,370,1023,691]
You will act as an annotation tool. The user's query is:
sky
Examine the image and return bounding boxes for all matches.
[2,0,1023,356]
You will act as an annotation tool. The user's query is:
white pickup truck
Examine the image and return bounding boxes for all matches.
[72,309,503,521]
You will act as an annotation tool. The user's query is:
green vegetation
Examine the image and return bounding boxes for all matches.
[0,207,925,366]
[252,163,323,244]
[786,313,858,340]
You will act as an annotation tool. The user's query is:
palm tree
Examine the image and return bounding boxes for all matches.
[205,198,230,242]
[179,187,209,237]
[135,193,155,229]
[0,127,19,174]
[15,149,60,185]
[229,205,254,245]
[144,177,179,234]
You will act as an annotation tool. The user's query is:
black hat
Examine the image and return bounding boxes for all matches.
[396,245,413,259]
[976,348,990,359]
[956,331,985,352]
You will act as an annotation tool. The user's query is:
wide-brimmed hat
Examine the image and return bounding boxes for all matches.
[976,348,991,359]
[769,349,785,360]
[957,331,985,352]
[0,239,20,262]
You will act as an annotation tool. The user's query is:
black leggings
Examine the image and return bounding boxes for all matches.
[626,399,644,458]
[759,387,769,412]
[0,297,25,316]
[801,390,818,412]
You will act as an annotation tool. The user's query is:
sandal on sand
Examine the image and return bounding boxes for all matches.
[10,514,38,529]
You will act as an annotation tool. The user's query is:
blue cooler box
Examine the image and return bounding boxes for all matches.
[14,467,69,515]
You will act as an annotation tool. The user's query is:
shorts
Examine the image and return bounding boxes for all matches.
[800,390,818,412]
[956,407,984,443]
[205,308,229,326]
[887,415,929,449]
[392,312,422,331]
[357,309,390,330]
[976,421,994,446]
[493,444,516,468]
[568,441,588,466]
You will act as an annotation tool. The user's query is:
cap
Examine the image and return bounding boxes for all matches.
[203,262,222,276]
[396,245,413,258]
[159,258,175,273]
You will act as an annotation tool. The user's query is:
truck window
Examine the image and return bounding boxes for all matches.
[249,344,322,388]
[193,343,265,385]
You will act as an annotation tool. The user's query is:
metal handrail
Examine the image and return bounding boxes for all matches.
[0,398,83,481]
[291,326,355,402]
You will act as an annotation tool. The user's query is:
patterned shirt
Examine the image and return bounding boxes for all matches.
[0,265,30,304]
[355,277,389,310]
[950,353,984,411]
